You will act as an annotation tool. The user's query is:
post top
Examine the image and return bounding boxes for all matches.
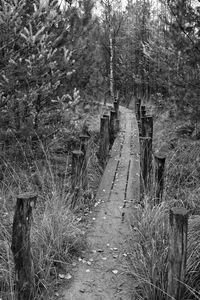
[17,192,37,199]
[171,207,189,216]
[72,150,84,155]
[79,134,90,139]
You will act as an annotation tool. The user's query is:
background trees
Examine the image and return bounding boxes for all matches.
[0,0,200,139]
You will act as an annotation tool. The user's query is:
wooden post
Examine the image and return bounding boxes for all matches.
[115,118,120,132]
[141,105,146,118]
[141,116,153,138]
[79,134,90,189]
[138,120,142,137]
[71,150,84,190]
[167,208,189,300]
[110,109,117,145]
[135,98,141,120]
[114,100,119,117]
[98,116,110,166]
[154,154,166,204]
[79,134,90,155]
[11,193,37,300]
[140,137,152,195]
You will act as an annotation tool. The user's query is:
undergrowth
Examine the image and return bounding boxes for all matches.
[128,101,200,300]
[0,113,102,299]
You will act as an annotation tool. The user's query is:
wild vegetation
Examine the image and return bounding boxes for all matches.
[0,0,200,299]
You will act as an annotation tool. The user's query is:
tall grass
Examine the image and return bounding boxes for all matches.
[0,128,101,299]
[128,106,200,300]
[128,198,169,300]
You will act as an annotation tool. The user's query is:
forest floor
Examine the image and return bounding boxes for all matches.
[59,103,140,300]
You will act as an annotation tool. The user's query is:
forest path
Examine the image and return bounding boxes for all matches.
[62,104,140,300]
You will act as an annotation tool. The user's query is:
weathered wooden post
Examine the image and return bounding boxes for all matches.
[98,116,110,166]
[115,118,120,132]
[71,149,84,190]
[79,134,90,189]
[140,137,152,196]
[154,154,166,204]
[141,116,153,138]
[167,208,189,300]
[114,100,119,117]
[11,193,37,300]
[135,98,141,120]
[141,105,146,118]
[110,109,117,145]
[71,150,84,207]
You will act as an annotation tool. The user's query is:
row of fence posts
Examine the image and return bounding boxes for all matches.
[10,98,120,300]
[135,98,189,300]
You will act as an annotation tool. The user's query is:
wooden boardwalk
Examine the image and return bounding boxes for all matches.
[63,105,140,300]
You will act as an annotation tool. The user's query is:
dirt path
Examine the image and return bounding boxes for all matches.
[62,106,140,300]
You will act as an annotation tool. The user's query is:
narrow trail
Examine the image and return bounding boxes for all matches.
[62,105,140,300]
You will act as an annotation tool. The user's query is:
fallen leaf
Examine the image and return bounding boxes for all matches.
[86,269,90,273]
[89,258,94,262]
[97,249,104,253]
[87,261,92,265]
[59,274,65,279]
[72,262,77,266]
[65,273,72,280]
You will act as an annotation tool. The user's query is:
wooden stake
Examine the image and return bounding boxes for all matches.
[79,134,90,189]
[135,98,141,120]
[98,116,110,166]
[115,118,120,132]
[110,109,117,145]
[11,193,37,300]
[141,105,146,118]
[141,116,153,138]
[114,101,119,117]
[140,137,152,195]
[71,150,84,190]
[167,207,189,300]
[154,154,166,204]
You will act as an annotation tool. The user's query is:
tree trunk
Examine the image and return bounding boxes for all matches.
[109,34,114,103]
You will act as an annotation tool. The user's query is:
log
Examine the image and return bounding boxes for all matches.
[141,116,153,138]
[110,109,117,145]
[167,207,189,300]
[98,116,110,166]
[140,137,152,195]
[154,154,166,204]
[11,193,37,300]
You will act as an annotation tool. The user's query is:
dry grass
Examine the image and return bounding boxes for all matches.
[127,103,200,300]
[0,120,102,299]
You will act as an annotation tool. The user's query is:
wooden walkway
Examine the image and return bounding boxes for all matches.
[63,105,140,300]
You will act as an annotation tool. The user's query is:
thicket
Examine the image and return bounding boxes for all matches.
[1,0,200,298]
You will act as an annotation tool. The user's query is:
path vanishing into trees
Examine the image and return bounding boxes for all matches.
[62,103,140,300]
